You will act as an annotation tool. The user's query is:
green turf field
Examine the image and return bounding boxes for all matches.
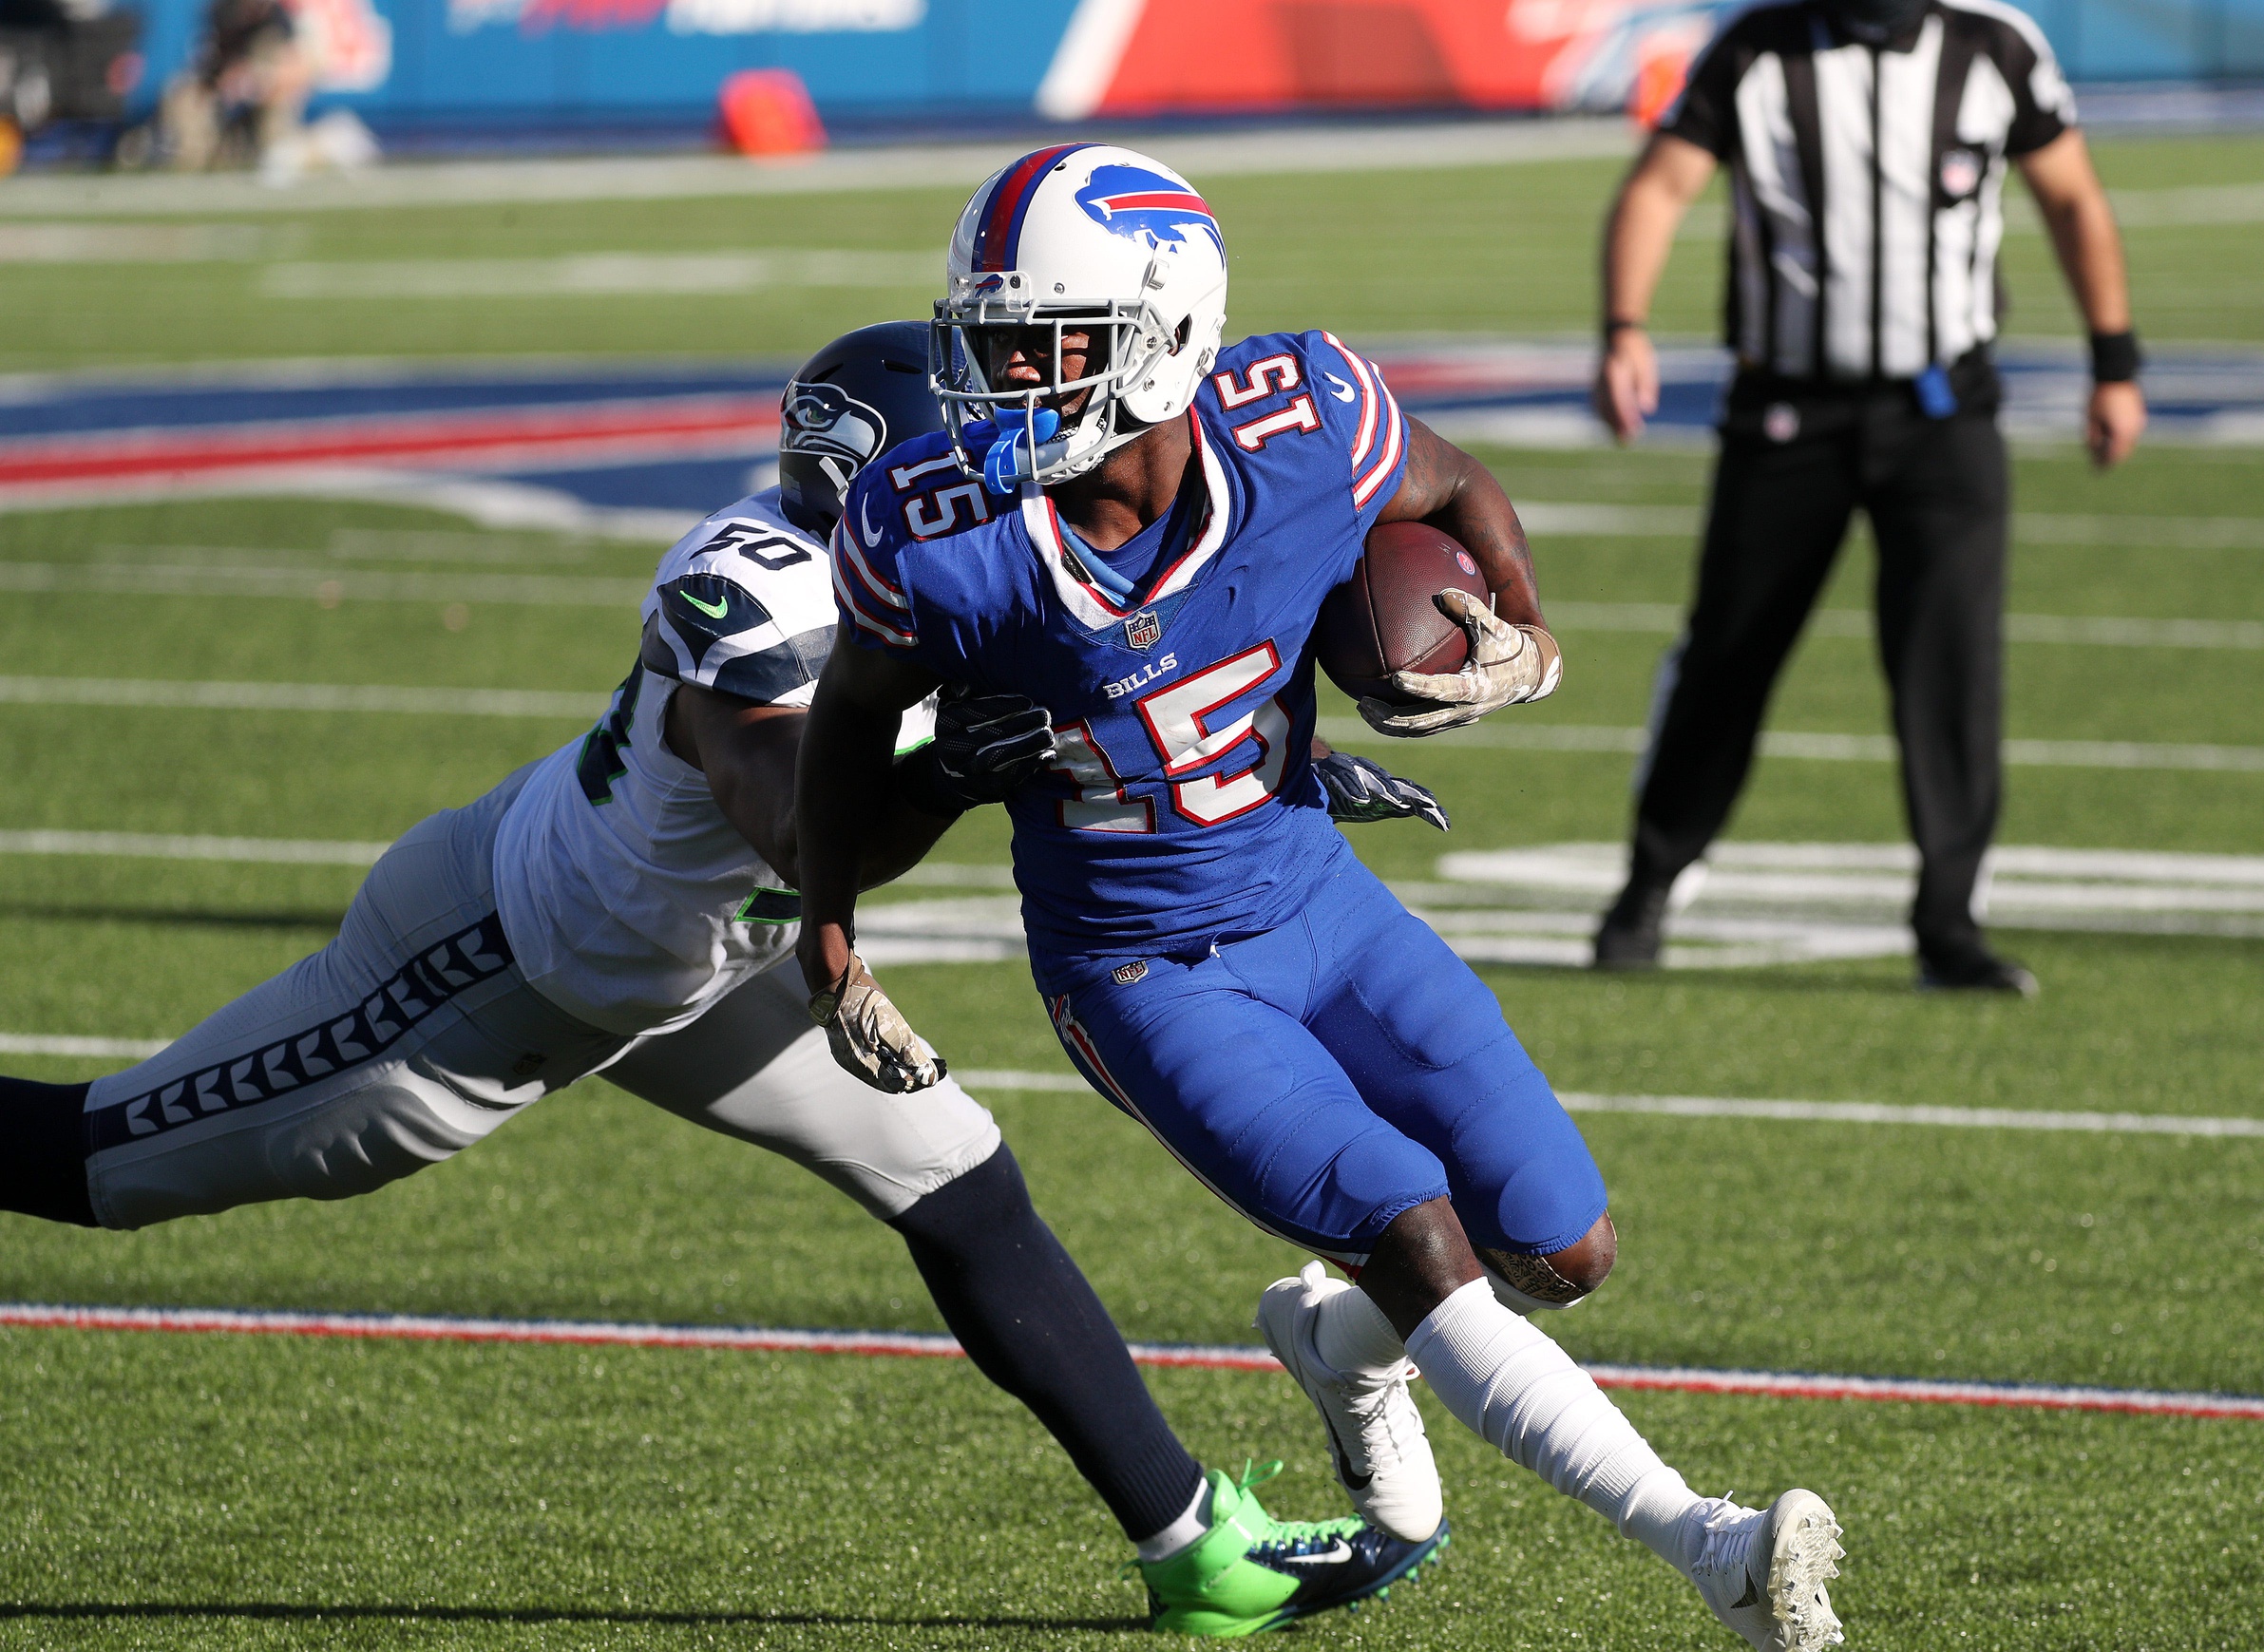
[3,132,2262,1648]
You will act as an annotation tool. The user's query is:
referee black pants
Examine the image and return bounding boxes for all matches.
[1629,385,2007,954]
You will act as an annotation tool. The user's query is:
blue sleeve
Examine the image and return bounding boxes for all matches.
[828,474,923,656]
[1303,331,1410,536]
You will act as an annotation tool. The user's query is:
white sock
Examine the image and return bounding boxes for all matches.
[1312,1277,1407,1377]
[1132,1475,1214,1563]
[1406,1279,1699,1566]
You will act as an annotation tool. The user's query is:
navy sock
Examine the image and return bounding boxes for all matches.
[0,1076,98,1225]
[889,1144,1204,1545]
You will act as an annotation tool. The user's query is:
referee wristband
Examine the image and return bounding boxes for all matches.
[2089,331,2140,384]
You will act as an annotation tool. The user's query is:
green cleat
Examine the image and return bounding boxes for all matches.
[1132,1462,1450,1638]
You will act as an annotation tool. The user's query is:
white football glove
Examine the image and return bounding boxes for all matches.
[807,953,945,1093]
[1358,588,1563,738]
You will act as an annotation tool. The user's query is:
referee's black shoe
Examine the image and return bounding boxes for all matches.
[1593,880,1672,970]
[1917,935,2039,997]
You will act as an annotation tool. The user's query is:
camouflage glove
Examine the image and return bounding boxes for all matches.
[808,953,945,1093]
[1358,589,1562,738]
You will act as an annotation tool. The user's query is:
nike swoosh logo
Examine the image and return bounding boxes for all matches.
[1321,1414,1373,1491]
[679,590,731,619]
[1323,371,1358,403]
[860,493,883,548]
[1278,1542,1354,1566]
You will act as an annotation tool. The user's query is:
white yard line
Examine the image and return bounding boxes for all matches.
[1548,601,2264,649]
[0,119,1639,220]
[0,677,603,717]
[0,1034,168,1058]
[1559,1092,2264,1136]
[1312,717,2264,771]
[3,1041,2254,1140]
[0,829,390,864]
[0,561,652,606]
[1517,502,2264,552]
[260,250,940,300]
[5,680,2251,767]
[13,1301,2264,1419]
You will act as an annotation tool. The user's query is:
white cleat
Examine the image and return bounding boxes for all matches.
[1253,1262,1443,1543]
[1686,1490,1846,1651]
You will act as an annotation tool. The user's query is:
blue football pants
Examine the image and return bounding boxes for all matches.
[1043,855,1607,1266]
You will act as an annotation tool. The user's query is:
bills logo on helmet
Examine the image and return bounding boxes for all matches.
[1074,165,1223,256]
[782,382,887,467]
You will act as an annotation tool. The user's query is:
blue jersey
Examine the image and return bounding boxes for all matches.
[832,330,1409,980]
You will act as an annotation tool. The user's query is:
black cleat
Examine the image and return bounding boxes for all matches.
[1593,879,1671,970]
[1917,937,2039,997]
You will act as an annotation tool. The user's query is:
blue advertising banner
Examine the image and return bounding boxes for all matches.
[116,0,2264,132]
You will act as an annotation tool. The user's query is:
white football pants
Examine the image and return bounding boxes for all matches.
[80,771,1000,1231]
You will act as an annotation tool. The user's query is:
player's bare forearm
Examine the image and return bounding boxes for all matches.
[1592,134,1714,441]
[792,640,942,993]
[665,683,954,892]
[1378,417,1545,628]
[1600,134,1711,328]
[2019,130,2131,333]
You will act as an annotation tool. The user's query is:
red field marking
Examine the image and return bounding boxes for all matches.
[7,1301,2261,1421]
[0,398,781,492]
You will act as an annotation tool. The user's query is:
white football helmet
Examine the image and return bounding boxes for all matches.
[930,142,1229,487]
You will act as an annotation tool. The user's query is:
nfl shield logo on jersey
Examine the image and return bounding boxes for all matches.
[1113,959,1149,985]
[1126,609,1163,651]
[1939,147,1983,201]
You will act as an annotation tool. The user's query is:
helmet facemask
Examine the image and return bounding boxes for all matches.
[931,262,1189,489]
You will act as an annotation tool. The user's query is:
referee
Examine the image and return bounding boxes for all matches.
[1589,0,2146,994]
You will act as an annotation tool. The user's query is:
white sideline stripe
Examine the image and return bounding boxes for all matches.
[0,676,604,717]
[5,1037,2254,1138]
[1312,717,2264,771]
[5,1301,2260,1421]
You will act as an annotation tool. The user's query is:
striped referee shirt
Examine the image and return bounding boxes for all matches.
[1662,0,2075,381]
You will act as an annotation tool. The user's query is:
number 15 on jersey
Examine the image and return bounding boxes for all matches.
[1046,643,1294,833]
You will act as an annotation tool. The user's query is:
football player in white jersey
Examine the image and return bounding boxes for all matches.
[0,322,1458,1635]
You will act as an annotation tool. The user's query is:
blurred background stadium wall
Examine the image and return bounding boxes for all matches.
[49,0,2264,155]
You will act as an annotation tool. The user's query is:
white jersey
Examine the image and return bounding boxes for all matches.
[493,488,933,1037]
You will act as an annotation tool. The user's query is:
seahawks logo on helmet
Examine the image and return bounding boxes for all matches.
[781,381,888,468]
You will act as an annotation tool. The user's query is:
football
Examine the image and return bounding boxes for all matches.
[1315,521,1493,704]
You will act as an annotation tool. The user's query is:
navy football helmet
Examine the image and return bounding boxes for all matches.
[776,321,941,533]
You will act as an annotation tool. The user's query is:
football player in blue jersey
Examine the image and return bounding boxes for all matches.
[0,320,1455,1637]
[796,146,1848,1651]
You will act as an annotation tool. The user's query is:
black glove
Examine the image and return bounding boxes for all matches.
[894,684,1057,819]
[1313,749,1450,831]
